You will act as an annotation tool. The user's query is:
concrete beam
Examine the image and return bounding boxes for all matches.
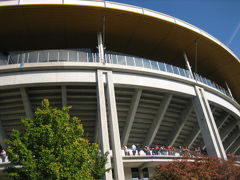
[225,131,240,152]
[0,120,7,149]
[232,134,240,153]
[106,71,125,180]
[184,125,201,148]
[193,86,226,159]
[185,108,216,148]
[121,89,142,145]
[220,119,237,142]
[138,168,144,180]
[168,104,193,146]
[217,113,230,129]
[183,52,194,79]
[96,70,112,180]
[61,86,67,107]
[144,94,172,146]
[97,32,105,63]
[233,145,240,154]
[202,112,229,149]
[225,122,240,153]
[20,87,33,118]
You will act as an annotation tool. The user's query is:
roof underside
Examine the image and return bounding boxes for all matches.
[0,3,239,102]
[1,85,239,154]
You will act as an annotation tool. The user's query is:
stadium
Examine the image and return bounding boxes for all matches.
[0,0,239,179]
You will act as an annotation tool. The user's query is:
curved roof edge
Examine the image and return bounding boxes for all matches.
[0,0,239,62]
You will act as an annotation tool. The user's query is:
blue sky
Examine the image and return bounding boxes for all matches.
[112,0,240,59]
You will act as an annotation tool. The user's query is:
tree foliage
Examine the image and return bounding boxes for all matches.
[6,99,109,180]
[152,155,240,180]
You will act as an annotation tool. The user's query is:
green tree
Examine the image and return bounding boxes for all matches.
[5,99,109,180]
[152,155,240,180]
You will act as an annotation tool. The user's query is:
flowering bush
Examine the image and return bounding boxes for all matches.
[152,155,240,180]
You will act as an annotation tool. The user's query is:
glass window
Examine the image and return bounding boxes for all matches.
[18,53,26,64]
[10,54,19,64]
[135,57,143,67]
[158,62,166,71]
[117,55,126,65]
[185,70,192,78]
[59,50,68,62]
[39,51,48,62]
[183,69,189,78]
[126,56,134,66]
[111,54,118,64]
[105,54,111,63]
[166,64,173,73]
[172,66,180,75]
[203,77,209,85]
[93,52,98,62]
[150,61,159,70]
[143,168,149,180]
[0,54,8,65]
[69,50,78,62]
[49,50,59,62]
[199,75,205,84]
[131,168,139,180]
[143,59,151,69]
[28,51,38,63]
[79,51,88,62]
[178,68,185,77]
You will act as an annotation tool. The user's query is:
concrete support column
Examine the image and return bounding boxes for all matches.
[61,86,67,107]
[20,87,33,118]
[193,86,227,159]
[97,32,105,63]
[0,121,6,149]
[144,94,172,146]
[121,89,142,145]
[138,168,144,180]
[106,71,125,180]
[96,70,113,180]
[183,52,194,79]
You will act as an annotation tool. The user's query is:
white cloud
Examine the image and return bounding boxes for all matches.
[227,22,240,46]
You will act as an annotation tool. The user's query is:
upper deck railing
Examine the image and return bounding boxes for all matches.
[0,49,232,98]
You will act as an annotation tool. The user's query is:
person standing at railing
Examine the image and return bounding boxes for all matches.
[136,144,141,155]
[167,145,173,155]
[131,144,137,156]
[155,145,160,155]
[123,145,129,156]
[144,146,151,155]
[1,149,6,162]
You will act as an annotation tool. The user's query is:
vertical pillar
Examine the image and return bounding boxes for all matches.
[183,52,194,79]
[0,121,6,149]
[193,86,227,159]
[61,86,67,107]
[225,82,233,99]
[106,71,125,180]
[96,70,113,180]
[138,168,144,180]
[121,89,142,145]
[97,32,105,63]
[20,87,33,118]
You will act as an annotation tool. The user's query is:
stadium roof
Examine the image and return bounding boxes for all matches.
[0,0,239,102]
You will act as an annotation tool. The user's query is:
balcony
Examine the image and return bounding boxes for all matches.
[0,49,232,98]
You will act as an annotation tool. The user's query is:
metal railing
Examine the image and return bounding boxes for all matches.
[0,49,231,98]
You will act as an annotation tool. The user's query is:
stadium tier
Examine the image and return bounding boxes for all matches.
[0,1,239,179]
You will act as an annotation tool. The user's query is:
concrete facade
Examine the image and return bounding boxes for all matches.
[0,1,239,180]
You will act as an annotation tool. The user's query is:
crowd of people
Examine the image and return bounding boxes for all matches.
[123,144,207,157]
